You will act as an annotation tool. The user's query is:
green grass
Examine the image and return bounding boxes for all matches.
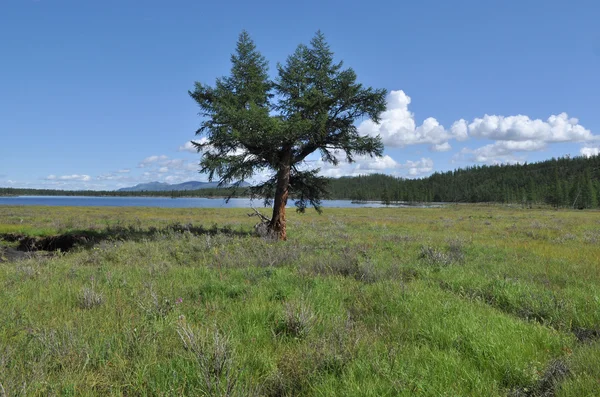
[1,204,599,396]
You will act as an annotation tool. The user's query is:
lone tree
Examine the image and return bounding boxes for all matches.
[189,31,387,240]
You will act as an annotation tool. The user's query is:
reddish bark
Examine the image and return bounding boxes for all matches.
[269,153,291,240]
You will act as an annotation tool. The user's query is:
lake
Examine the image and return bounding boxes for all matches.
[0,196,442,208]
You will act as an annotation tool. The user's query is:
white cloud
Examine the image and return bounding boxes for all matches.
[359,154,399,170]
[358,89,596,165]
[185,162,198,171]
[581,147,600,157]
[450,119,469,141]
[162,159,185,168]
[467,113,593,143]
[358,90,464,150]
[136,155,197,180]
[133,155,205,185]
[430,142,452,152]
[138,155,168,168]
[449,111,597,164]
[308,149,434,179]
[456,140,546,164]
[117,169,130,173]
[178,138,248,160]
[96,173,133,182]
[178,141,198,153]
[164,175,189,184]
[402,158,434,176]
[45,174,91,181]
[178,138,208,153]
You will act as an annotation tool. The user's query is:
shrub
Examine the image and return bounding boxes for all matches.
[137,283,172,319]
[78,286,103,309]
[273,302,316,339]
[176,322,239,396]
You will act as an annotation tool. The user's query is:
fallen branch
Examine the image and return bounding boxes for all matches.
[247,207,270,223]
[248,207,277,239]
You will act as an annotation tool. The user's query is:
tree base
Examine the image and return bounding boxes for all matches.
[253,221,286,241]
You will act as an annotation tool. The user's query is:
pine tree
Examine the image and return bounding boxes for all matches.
[580,168,597,209]
[552,166,562,208]
[189,31,386,240]
[381,186,391,206]
[526,178,536,206]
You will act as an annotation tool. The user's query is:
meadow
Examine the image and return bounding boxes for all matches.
[0,204,599,396]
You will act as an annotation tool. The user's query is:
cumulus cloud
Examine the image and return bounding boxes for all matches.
[455,140,549,164]
[308,149,434,179]
[130,151,205,186]
[581,147,600,157]
[358,90,465,150]
[430,142,452,152]
[45,174,91,181]
[402,158,435,176]
[450,119,469,140]
[178,141,199,153]
[178,138,209,153]
[357,89,596,165]
[357,154,398,171]
[466,113,593,143]
[179,138,248,159]
[455,113,596,164]
[136,154,197,175]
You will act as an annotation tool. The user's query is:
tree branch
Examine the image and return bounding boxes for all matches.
[247,206,271,222]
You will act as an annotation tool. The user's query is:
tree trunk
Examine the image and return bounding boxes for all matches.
[269,155,291,241]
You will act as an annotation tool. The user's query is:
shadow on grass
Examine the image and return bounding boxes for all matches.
[0,223,252,255]
[508,359,570,397]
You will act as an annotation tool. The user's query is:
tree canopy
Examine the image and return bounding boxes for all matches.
[189,31,387,240]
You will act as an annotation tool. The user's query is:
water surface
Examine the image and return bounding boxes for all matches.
[0,196,442,208]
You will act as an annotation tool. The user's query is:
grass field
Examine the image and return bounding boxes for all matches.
[1,204,599,396]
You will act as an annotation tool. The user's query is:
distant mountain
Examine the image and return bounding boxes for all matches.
[117,181,249,192]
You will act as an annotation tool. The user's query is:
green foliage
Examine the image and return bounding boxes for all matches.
[325,154,600,207]
[0,186,243,198]
[188,31,386,237]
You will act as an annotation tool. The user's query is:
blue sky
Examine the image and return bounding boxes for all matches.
[1,0,599,190]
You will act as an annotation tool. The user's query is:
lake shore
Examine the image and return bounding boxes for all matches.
[0,195,446,209]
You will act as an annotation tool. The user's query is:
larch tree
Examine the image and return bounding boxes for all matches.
[189,31,387,240]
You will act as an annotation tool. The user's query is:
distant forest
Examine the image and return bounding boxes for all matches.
[2,155,599,208]
[328,155,600,209]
